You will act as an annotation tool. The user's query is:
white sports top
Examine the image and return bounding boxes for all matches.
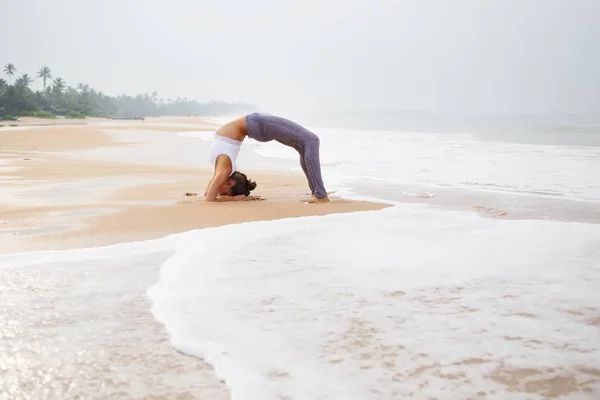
[208,135,242,174]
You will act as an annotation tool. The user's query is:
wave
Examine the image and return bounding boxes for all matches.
[146,205,600,399]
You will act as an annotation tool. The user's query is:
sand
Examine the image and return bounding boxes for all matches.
[0,118,386,254]
[0,117,387,399]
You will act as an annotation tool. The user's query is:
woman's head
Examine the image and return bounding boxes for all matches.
[221,171,257,196]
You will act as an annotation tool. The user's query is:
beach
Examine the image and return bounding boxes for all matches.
[0,117,385,254]
[1,116,600,399]
[0,117,386,399]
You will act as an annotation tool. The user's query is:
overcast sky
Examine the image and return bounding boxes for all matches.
[2,0,599,114]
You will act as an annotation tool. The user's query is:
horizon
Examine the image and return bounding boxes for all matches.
[2,63,599,119]
[4,62,599,118]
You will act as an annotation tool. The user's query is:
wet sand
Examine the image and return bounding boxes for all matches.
[0,118,386,254]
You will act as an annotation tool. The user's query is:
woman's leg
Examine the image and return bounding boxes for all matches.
[290,141,323,197]
[298,134,328,199]
[247,113,327,200]
[256,114,329,199]
[298,154,315,194]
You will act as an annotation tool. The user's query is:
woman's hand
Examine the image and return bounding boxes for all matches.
[233,195,265,201]
[245,195,265,201]
[211,195,265,202]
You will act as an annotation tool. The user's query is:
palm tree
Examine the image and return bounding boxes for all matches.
[2,85,18,113]
[3,63,17,85]
[52,77,65,94]
[16,73,33,88]
[37,66,52,90]
[76,83,90,93]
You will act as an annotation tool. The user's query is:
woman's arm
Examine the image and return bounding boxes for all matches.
[204,171,229,201]
[215,195,264,202]
[205,156,233,202]
[203,176,214,196]
[215,195,248,201]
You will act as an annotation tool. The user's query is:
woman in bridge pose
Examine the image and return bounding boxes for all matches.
[204,113,329,204]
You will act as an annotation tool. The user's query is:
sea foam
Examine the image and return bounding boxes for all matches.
[5,120,600,399]
[178,120,600,202]
[147,204,600,399]
[252,127,600,202]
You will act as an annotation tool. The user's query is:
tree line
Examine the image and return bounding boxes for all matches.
[0,63,258,120]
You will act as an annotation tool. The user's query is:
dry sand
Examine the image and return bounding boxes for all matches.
[0,118,387,399]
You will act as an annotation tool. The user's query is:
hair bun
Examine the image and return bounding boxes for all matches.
[247,179,257,191]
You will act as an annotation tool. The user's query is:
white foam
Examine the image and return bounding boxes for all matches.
[174,118,600,203]
[252,127,600,202]
[0,125,37,131]
[146,205,600,399]
[4,199,600,398]
[0,228,233,399]
[5,118,600,399]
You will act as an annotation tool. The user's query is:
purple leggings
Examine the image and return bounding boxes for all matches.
[245,113,328,199]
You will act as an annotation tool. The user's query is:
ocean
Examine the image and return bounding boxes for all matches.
[2,114,600,399]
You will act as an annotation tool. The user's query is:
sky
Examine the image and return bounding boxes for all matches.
[2,0,599,115]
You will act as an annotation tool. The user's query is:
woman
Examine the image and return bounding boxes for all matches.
[204,113,330,203]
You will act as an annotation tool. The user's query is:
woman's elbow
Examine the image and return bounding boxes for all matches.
[204,194,218,202]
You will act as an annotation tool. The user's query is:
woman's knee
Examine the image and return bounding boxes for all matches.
[306,132,320,148]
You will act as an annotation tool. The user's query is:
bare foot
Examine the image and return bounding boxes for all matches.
[303,191,336,197]
[308,195,330,204]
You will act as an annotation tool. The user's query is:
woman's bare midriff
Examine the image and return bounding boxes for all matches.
[215,116,248,142]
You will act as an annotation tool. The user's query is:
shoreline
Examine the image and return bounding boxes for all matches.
[2,117,599,399]
[0,117,389,399]
[0,118,388,254]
